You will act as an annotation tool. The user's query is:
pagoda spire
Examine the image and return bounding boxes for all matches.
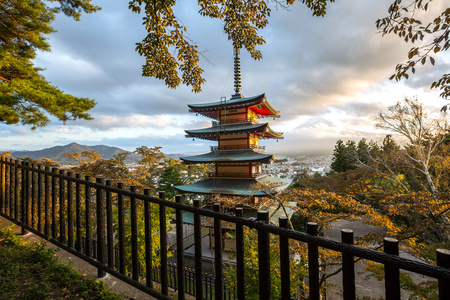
[232,45,243,99]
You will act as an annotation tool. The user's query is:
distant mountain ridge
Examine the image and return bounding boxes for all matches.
[10,142,141,165]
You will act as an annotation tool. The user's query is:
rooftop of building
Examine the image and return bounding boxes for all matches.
[185,122,283,140]
[188,93,280,119]
[180,149,288,164]
[174,175,292,196]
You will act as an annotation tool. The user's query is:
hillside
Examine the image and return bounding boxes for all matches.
[10,143,141,165]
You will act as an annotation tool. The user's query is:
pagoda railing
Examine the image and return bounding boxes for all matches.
[207,172,264,178]
[1,157,450,300]
[211,118,257,126]
[210,145,266,151]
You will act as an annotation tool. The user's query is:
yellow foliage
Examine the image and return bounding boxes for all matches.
[66,150,101,164]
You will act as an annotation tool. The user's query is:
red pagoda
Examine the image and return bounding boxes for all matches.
[174,48,291,199]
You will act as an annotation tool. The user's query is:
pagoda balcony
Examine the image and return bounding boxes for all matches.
[210,145,266,151]
[207,171,264,178]
[211,117,257,126]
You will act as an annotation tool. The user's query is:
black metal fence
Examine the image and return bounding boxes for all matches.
[82,237,236,299]
[0,157,450,300]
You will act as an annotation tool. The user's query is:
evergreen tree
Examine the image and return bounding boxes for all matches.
[0,0,99,128]
[357,138,370,163]
[382,134,400,153]
[330,140,346,173]
[158,158,184,199]
[345,140,358,167]
[330,139,358,173]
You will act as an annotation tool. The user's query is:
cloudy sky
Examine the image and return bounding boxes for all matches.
[1,0,449,155]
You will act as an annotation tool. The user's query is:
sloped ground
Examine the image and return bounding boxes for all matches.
[0,216,157,300]
[323,219,428,300]
[324,219,386,299]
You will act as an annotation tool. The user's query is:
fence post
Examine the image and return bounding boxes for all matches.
[9,159,17,218]
[214,202,223,300]
[143,188,153,288]
[75,174,82,251]
[4,158,9,217]
[159,191,168,295]
[96,178,106,278]
[437,249,450,300]
[14,161,20,221]
[105,179,113,268]
[0,157,3,214]
[193,199,203,300]
[279,216,291,300]
[44,167,51,236]
[37,165,43,232]
[9,159,15,219]
[130,185,139,281]
[21,161,26,235]
[85,175,92,257]
[342,229,355,300]
[384,237,400,300]
[175,195,185,300]
[25,162,31,227]
[258,210,270,300]
[307,222,320,300]
[67,172,74,248]
[51,167,58,238]
[31,164,36,229]
[235,208,245,300]
[117,182,126,275]
[7,159,12,219]
[59,170,66,243]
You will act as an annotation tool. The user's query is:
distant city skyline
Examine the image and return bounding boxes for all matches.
[1,0,448,155]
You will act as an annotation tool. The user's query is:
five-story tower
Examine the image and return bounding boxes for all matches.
[175,48,291,199]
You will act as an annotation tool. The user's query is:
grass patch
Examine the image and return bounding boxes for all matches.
[0,226,124,300]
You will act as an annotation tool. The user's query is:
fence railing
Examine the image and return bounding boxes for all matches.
[0,157,450,300]
[81,237,236,299]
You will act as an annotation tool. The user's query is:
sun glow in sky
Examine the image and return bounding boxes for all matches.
[1,0,449,155]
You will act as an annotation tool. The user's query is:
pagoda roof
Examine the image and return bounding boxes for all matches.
[174,175,292,196]
[185,122,283,141]
[180,149,288,164]
[188,94,280,119]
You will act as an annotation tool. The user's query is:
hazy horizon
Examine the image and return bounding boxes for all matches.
[2,141,334,157]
